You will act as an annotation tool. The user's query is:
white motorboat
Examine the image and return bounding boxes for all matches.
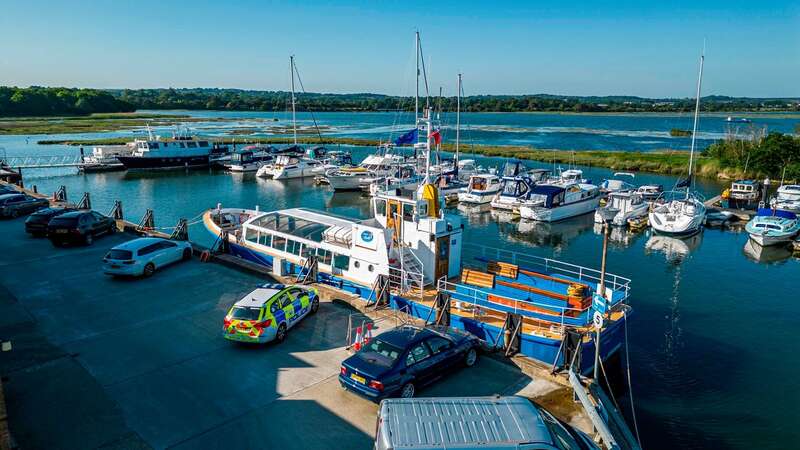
[490,160,535,211]
[226,146,277,173]
[599,173,636,195]
[458,173,502,204]
[116,131,225,170]
[770,184,800,212]
[745,209,800,246]
[594,191,649,226]
[80,144,135,172]
[558,168,588,184]
[518,182,601,222]
[326,145,406,191]
[649,50,708,235]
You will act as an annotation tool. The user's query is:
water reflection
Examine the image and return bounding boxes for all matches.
[592,223,647,249]
[742,239,793,264]
[454,203,494,226]
[503,213,595,249]
[644,232,704,264]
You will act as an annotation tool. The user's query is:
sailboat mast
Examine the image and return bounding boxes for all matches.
[290,55,297,146]
[415,31,420,124]
[688,51,704,193]
[456,73,461,166]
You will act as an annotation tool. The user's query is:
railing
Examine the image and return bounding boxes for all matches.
[462,243,631,303]
[437,277,584,334]
[1,154,83,168]
[389,266,424,299]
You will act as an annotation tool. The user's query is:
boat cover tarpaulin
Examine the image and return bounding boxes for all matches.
[757,208,797,219]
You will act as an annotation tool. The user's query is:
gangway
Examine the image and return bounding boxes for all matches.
[0,154,84,169]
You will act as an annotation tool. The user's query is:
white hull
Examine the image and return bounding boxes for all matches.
[459,190,499,205]
[594,203,650,226]
[649,200,706,236]
[327,173,371,191]
[519,196,600,222]
[748,233,793,247]
[273,164,329,180]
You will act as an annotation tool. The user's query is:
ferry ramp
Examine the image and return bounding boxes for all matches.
[0,216,549,450]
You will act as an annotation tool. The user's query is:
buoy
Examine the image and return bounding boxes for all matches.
[353,326,363,351]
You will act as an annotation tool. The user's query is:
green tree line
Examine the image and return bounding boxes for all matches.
[0,86,134,116]
[2,86,799,117]
[703,132,800,180]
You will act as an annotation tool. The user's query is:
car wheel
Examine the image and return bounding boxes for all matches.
[182,248,192,261]
[275,323,287,343]
[143,262,156,277]
[84,233,93,245]
[310,297,319,314]
[400,382,415,398]
[464,348,478,367]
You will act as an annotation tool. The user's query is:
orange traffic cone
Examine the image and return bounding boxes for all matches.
[353,326,363,351]
[364,323,373,346]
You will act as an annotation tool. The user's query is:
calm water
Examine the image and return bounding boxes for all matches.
[2,112,799,449]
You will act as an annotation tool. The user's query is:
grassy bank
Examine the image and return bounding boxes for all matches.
[37,134,734,178]
[0,113,228,135]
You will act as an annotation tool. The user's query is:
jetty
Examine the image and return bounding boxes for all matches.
[0,180,641,449]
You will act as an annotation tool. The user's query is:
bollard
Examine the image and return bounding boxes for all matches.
[32,185,37,194]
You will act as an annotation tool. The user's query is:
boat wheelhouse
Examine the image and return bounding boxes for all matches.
[226,146,277,172]
[490,160,535,212]
[726,179,762,208]
[636,184,663,203]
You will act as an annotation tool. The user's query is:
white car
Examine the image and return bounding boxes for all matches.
[103,237,193,277]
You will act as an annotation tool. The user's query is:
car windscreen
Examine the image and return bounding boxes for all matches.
[356,338,403,367]
[230,306,261,320]
[49,217,78,227]
[108,249,133,260]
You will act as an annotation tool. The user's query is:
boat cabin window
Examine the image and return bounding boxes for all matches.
[271,235,287,252]
[317,248,332,265]
[375,199,387,216]
[403,203,415,220]
[199,141,209,147]
[333,254,350,270]
[258,233,272,247]
[245,228,259,243]
[472,178,487,190]
[286,240,302,256]
[187,142,197,148]
[147,142,159,149]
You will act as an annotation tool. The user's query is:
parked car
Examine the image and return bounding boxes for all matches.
[339,325,480,401]
[374,396,599,450]
[222,284,319,344]
[103,237,193,277]
[0,185,20,196]
[0,193,49,218]
[25,207,76,236]
[47,210,116,246]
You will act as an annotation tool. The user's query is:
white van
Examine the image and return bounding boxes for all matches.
[374,396,598,450]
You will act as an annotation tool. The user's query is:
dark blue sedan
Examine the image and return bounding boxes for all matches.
[339,325,480,401]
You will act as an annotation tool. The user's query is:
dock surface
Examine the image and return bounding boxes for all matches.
[0,216,583,449]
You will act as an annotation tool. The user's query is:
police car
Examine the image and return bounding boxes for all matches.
[223,284,319,344]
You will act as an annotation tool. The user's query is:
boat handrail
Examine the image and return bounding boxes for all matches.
[437,277,583,315]
[462,243,631,301]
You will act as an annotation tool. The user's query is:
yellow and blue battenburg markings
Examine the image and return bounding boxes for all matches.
[222,284,318,343]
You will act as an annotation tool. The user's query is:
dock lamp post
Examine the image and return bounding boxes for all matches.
[593,207,618,381]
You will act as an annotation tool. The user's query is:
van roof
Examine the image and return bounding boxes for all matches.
[379,396,553,448]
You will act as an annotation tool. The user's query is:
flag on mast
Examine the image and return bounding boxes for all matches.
[430,129,442,145]
[394,129,418,145]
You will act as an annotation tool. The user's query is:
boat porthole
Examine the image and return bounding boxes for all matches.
[368,265,374,272]
[354,261,360,269]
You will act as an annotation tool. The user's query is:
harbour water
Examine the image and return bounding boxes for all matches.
[2,112,799,449]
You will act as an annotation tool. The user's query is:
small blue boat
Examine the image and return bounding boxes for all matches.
[745,208,800,246]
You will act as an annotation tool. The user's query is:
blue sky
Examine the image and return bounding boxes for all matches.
[1,0,798,97]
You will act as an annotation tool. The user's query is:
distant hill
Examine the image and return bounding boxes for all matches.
[2,86,799,117]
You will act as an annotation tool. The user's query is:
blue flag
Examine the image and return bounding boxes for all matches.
[394,128,418,146]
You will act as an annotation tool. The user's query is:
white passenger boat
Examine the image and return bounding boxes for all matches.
[518,182,601,222]
[770,185,800,212]
[458,173,502,204]
[594,191,649,226]
[649,50,708,236]
[745,209,800,246]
